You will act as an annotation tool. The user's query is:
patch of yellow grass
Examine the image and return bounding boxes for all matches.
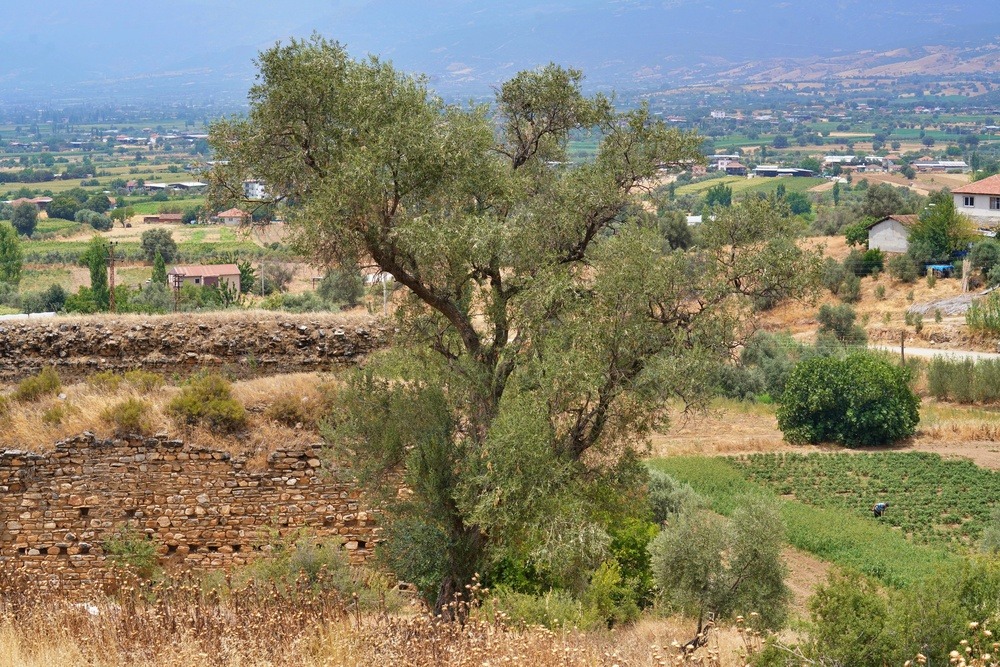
[0,370,339,460]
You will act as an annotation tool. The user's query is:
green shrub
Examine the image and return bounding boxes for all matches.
[887,254,918,283]
[875,284,886,300]
[777,352,919,446]
[123,369,165,393]
[264,393,316,428]
[819,257,845,295]
[101,397,153,435]
[816,303,866,347]
[927,271,937,288]
[167,373,246,432]
[102,525,161,579]
[15,367,61,402]
[838,273,862,303]
[41,403,67,425]
[87,370,122,392]
[647,469,702,524]
[486,588,591,630]
[967,291,1000,334]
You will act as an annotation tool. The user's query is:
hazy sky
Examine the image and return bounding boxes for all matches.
[2,1,998,102]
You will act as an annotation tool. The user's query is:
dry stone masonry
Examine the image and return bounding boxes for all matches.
[0,314,389,381]
[0,432,377,591]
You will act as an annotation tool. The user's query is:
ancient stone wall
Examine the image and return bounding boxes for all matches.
[0,433,376,591]
[0,313,388,382]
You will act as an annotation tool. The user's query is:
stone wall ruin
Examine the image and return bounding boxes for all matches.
[0,432,376,591]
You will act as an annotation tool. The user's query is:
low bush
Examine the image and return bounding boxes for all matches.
[264,393,317,428]
[15,366,61,402]
[103,525,162,580]
[124,369,165,393]
[101,397,154,435]
[87,370,123,392]
[168,373,246,433]
[967,291,1000,334]
[887,254,918,283]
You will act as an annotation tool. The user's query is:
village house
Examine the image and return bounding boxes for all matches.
[866,214,919,253]
[216,208,248,225]
[953,174,1000,226]
[167,264,241,293]
[142,213,184,224]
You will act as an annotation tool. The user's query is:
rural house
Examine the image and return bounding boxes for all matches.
[866,214,918,253]
[168,264,241,293]
[216,208,248,225]
[953,174,1000,225]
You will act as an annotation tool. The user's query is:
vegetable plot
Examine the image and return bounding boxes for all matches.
[732,452,998,550]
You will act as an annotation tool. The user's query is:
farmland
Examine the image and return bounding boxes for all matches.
[653,456,958,588]
[733,451,999,549]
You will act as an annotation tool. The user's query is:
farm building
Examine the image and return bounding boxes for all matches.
[143,213,184,224]
[866,214,918,253]
[168,264,241,293]
[954,174,1000,225]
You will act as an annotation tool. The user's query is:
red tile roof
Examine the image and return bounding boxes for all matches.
[217,208,248,218]
[953,174,1000,196]
[168,264,240,278]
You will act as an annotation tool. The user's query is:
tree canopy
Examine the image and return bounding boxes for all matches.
[208,36,819,615]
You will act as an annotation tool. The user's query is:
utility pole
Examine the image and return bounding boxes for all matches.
[107,241,119,313]
[171,273,183,312]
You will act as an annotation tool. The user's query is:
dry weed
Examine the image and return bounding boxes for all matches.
[0,564,755,667]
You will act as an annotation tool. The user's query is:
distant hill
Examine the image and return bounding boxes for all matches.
[1,1,998,103]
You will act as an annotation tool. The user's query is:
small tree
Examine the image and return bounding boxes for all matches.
[11,203,37,238]
[816,303,867,348]
[140,228,178,262]
[317,266,364,307]
[151,250,167,286]
[0,221,23,287]
[777,352,919,446]
[704,182,732,208]
[649,495,789,637]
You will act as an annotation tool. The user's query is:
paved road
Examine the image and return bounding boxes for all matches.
[871,344,1000,361]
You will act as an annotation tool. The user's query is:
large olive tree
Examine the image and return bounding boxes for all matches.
[209,36,817,614]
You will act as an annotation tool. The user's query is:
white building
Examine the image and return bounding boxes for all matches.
[866,214,918,253]
[954,175,1000,225]
[243,179,269,200]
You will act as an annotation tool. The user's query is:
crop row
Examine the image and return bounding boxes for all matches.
[731,452,999,549]
[651,456,955,588]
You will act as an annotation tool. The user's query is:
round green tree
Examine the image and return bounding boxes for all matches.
[777,352,919,446]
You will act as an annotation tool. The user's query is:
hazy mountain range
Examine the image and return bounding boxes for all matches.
[2,0,999,104]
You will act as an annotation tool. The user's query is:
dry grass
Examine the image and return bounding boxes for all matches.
[0,567,760,667]
[0,370,339,461]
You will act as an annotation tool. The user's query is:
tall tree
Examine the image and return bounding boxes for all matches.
[83,235,110,310]
[11,203,37,238]
[0,221,23,286]
[209,36,818,614]
[151,250,167,286]
[909,190,977,260]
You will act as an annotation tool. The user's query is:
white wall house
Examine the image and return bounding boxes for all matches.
[243,179,269,201]
[867,214,918,253]
[954,174,1000,225]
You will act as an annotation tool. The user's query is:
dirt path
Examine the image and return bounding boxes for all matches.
[782,547,830,616]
